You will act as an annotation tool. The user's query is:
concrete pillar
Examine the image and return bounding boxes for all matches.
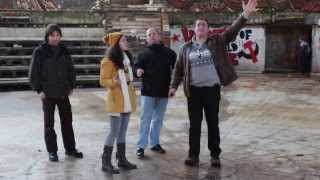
[311,25,320,74]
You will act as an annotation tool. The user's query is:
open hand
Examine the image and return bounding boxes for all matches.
[242,0,258,17]
[137,69,144,77]
[40,92,46,99]
[168,88,176,98]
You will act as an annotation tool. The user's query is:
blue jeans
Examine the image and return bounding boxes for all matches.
[137,96,168,149]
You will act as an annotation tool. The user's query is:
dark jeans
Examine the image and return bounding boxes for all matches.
[187,85,221,158]
[301,60,311,74]
[42,97,76,153]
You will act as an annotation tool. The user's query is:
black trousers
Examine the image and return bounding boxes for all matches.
[301,59,311,74]
[187,85,221,158]
[42,97,76,153]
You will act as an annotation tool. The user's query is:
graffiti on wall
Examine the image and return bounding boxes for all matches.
[170,27,260,65]
[228,29,259,65]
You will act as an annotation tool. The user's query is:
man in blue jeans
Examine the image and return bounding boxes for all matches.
[135,28,177,157]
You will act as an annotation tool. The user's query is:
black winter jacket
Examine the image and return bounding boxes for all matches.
[135,43,177,97]
[29,43,76,98]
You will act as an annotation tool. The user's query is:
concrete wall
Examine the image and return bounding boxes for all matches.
[0,27,105,41]
[312,25,320,73]
[0,11,103,26]
[103,11,162,40]
[170,26,266,73]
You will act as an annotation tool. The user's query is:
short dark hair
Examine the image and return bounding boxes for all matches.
[45,24,62,42]
[194,17,209,27]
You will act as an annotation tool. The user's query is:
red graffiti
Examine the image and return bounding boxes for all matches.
[243,41,258,63]
[208,28,226,37]
[171,27,260,65]
[171,33,180,43]
[181,26,194,42]
[228,53,239,65]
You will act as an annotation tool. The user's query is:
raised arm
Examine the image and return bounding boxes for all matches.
[221,0,258,43]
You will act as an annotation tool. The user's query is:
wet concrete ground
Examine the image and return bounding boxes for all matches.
[1,74,320,180]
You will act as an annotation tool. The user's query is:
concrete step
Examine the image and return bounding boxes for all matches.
[0,75,101,85]
[0,27,105,41]
[0,46,106,51]
[0,55,104,61]
[0,46,106,56]
[0,64,101,71]
[0,40,105,48]
[0,53,141,67]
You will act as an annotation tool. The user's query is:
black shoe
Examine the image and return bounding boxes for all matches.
[184,157,199,167]
[136,148,144,157]
[49,152,58,162]
[211,156,221,167]
[65,149,83,158]
[150,144,166,154]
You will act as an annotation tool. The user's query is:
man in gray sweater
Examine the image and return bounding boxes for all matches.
[169,0,258,167]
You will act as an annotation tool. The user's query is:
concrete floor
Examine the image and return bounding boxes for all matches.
[1,74,320,180]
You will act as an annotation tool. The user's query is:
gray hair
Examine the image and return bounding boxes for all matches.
[146,28,161,36]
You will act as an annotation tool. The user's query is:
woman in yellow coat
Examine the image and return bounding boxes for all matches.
[99,32,137,174]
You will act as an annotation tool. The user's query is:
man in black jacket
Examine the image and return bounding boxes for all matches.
[29,24,83,162]
[136,28,177,157]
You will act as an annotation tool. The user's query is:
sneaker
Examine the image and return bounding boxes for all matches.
[49,152,58,162]
[150,144,166,154]
[210,156,221,167]
[136,148,144,157]
[65,149,83,158]
[184,156,199,166]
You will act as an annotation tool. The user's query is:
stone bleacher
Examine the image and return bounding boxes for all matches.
[0,27,106,87]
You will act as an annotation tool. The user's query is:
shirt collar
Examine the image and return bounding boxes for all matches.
[192,37,207,49]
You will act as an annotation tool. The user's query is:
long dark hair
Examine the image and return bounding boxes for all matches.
[107,36,134,69]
